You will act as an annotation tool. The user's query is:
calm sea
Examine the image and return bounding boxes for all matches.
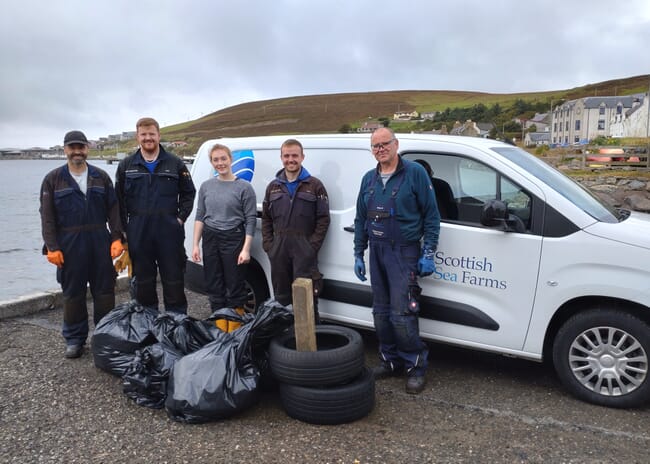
[0,159,118,301]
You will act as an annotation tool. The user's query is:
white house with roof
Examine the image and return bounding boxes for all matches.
[550,94,645,145]
[524,132,551,147]
[609,96,649,138]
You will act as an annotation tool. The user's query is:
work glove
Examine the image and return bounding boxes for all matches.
[110,239,124,259]
[114,244,132,277]
[354,255,367,282]
[46,250,64,268]
[417,245,436,277]
[215,307,246,332]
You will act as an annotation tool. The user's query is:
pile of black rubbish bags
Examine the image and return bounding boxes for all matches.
[91,299,293,424]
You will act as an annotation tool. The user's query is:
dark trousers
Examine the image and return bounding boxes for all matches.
[267,234,322,312]
[202,225,248,310]
[369,240,429,376]
[128,215,187,313]
[58,231,116,346]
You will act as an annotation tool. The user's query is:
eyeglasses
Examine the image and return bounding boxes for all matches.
[371,139,395,151]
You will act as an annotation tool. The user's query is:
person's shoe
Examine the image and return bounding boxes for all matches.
[64,344,83,359]
[405,375,427,394]
[372,362,402,380]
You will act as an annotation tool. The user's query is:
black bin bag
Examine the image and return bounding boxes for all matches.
[91,301,158,377]
[153,312,222,355]
[122,341,183,409]
[165,300,293,423]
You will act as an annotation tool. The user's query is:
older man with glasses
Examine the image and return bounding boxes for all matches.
[353,127,441,394]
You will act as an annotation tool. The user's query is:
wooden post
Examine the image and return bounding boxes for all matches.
[291,278,317,352]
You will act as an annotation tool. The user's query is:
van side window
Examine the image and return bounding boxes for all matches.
[403,153,532,231]
[457,158,531,230]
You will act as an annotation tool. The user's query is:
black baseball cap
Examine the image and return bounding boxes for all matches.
[63,130,89,146]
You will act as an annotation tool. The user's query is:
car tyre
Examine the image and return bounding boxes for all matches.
[279,367,375,424]
[552,308,650,408]
[243,265,270,313]
[269,325,364,387]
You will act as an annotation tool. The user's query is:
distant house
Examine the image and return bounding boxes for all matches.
[550,94,645,145]
[524,132,550,147]
[393,110,419,121]
[450,120,492,138]
[524,113,550,132]
[609,96,649,138]
[421,112,436,120]
[357,122,383,133]
[120,131,136,141]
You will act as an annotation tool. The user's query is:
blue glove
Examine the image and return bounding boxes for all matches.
[354,256,367,282]
[417,246,436,277]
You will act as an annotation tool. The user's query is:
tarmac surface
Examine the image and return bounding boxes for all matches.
[1,285,650,463]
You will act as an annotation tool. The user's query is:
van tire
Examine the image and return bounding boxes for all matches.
[552,308,650,408]
[279,367,375,424]
[243,261,269,313]
[269,325,364,387]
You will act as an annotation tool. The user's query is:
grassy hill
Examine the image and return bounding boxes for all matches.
[161,74,650,154]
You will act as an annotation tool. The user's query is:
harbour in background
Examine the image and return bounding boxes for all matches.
[0,159,118,301]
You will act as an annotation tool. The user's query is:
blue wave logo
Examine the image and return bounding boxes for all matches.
[232,149,254,182]
[212,149,255,182]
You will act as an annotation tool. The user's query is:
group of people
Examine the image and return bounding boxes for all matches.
[40,122,440,395]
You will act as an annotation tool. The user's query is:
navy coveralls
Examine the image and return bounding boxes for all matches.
[354,158,440,376]
[261,168,330,308]
[115,147,196,313]
[40,164,122,346]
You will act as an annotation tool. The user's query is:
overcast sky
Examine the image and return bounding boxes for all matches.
[1,0,649,148]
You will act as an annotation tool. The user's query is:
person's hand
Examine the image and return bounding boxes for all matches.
[354,255,367,282]
[238,249,250,265]
[191,246,201,263]
[110,239,124,259]
[114,249,132,277]
[417,245,436,277]
[46,250,64,268]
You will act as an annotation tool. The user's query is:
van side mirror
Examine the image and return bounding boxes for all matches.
[480,199,526,233]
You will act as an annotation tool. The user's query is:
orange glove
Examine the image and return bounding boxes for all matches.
[110,239,124,259]
[47,250,64,268]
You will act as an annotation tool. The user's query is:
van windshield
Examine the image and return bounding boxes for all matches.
[492,146,622,223]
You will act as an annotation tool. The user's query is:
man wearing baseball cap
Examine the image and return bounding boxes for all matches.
[39,130,125,358]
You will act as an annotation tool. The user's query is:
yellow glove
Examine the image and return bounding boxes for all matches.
[114,246,132,277]
[214,307,246,332]
[110,239,124,259]
[47,250,64,268]
[228,307,246,332]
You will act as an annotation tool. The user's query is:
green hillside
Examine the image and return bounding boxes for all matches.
[161,74,650,154]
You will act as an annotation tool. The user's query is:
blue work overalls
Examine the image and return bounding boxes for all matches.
[366,171,429,376]
[54,166,116,345]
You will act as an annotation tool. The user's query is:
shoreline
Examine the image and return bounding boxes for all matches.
[0,276,130,320]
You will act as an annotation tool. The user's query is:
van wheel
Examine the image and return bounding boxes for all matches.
[244,264,269,313]
[279,367,375,424]
[552,308,650,408]
[269,325,364,387]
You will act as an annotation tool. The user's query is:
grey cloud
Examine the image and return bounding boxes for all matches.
[1,0,648,148]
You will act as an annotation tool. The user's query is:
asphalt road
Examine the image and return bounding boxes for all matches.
[1,288,649,464]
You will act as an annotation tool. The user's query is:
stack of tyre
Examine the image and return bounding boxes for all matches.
[269,325,375,425]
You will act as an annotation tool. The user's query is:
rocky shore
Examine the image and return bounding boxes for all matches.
[562,171,650,212]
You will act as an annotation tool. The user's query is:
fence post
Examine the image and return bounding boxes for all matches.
[291,278,317,351]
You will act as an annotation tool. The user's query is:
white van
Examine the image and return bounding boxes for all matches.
[184,133,650,408]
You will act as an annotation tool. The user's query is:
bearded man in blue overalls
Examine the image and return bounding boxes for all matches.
[353,127,440,394]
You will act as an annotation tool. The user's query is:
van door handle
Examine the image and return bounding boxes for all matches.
[343,225,355,232]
